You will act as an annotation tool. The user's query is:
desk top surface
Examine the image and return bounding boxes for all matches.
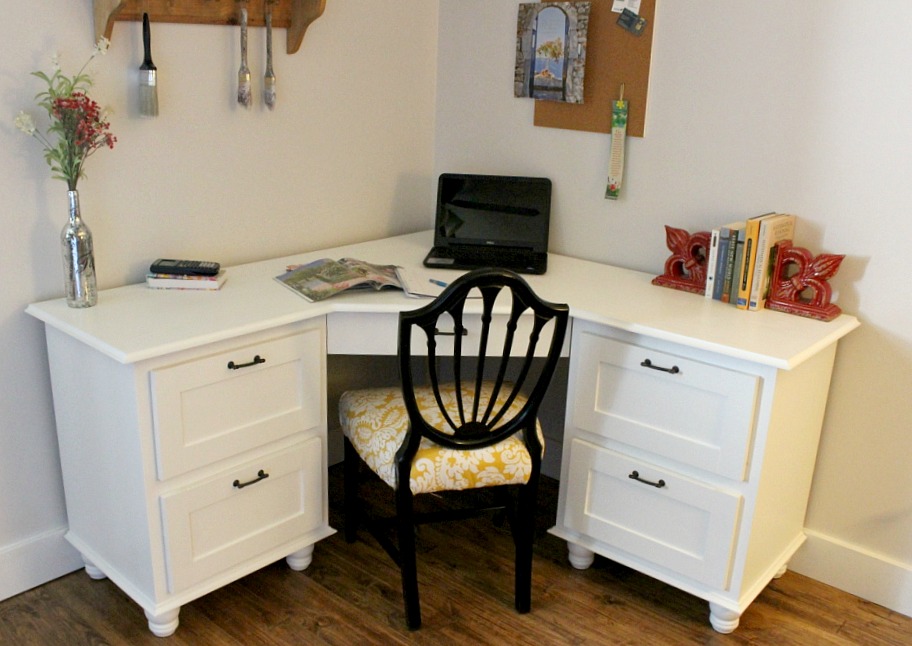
[27,231,859,368]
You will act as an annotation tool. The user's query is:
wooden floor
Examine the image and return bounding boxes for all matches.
[2,465,910,645]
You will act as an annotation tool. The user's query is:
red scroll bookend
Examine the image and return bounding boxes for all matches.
[765,241,844,321]
[652,225,712,294]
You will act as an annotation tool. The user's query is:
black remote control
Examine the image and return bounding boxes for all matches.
[150,259,220,277]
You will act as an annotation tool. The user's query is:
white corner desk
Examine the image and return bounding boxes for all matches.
[27,231,859,636]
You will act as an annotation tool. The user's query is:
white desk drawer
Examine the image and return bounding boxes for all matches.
[159,437,324,594]
[150,328,324,480]
[571,331,759,481]
[563,439,743,590]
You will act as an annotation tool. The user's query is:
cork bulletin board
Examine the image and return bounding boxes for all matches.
[534,0,655,137]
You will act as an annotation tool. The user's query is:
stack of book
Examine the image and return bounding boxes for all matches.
[704,213,796,311]
[146,271,227,291]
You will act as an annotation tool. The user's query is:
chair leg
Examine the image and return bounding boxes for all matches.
[343,438,360,543]
[514,480,538,614]
[396,484,421,630]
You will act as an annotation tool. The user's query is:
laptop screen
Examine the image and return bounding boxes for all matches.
[433,174,552,253]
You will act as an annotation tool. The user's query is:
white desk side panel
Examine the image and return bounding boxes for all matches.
[738,343,838,598]
[45,326,159,606]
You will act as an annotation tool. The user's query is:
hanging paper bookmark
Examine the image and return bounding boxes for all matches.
[605,86,628,200]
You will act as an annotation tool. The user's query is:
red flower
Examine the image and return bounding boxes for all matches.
[18,39,116,190]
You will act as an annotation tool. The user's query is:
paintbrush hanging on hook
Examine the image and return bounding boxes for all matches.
[237,1,252,108]
[264,0,276,109]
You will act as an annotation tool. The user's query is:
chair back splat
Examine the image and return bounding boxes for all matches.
[340,267,569,629]
[396,269,568,481]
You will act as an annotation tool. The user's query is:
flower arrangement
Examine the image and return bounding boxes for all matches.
[15,38,116,191]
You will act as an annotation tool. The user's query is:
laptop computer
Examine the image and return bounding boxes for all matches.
[423,173,552,275]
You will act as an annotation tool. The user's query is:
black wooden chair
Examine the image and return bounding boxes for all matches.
[339,267,569,629]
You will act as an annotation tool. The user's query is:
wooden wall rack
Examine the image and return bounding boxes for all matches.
[93,0,326,55]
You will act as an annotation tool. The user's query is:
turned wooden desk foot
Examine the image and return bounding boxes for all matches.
[709,602,740,633]
[566,543,596,570]
[286,544,315,571]
[81,555,106,580]
[145,608,180,637]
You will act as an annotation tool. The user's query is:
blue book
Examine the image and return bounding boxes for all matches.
[712,230,731,300]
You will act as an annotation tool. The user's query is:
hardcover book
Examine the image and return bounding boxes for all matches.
[704,228,721,298]
[736,212,777,309]
[726,224,747,305]
[715,220,744,302]
[749,214,797,311]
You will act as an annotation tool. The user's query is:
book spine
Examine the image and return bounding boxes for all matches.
[752,215,796,310]
[719,226,738,303]
[146,279,222,290]
[748,218,773,310]
[705,228,721,298]
[146,271,225,290]
[728,229,745,305]
[736,218,762,309]
[146,284,221,291]
[712,230,731,300]
[147,273,221,281]
[763,242,785,308]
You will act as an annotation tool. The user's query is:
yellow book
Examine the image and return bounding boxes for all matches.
[748,214,797,311]
[735,212,776,310]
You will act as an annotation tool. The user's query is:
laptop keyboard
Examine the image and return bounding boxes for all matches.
[460,246,529,266]
[426,245,547,274]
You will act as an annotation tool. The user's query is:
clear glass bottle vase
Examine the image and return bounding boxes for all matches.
[61,189,97,308]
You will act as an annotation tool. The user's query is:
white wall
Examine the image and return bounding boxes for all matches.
[435,0,912,616]
[0,0,438,599]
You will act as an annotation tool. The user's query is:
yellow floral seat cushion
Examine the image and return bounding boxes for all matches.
[339,383,544,495]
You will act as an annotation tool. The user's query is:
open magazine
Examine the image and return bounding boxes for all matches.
[275,257,404,302]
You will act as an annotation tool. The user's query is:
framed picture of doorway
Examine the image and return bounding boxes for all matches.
[514,2,591,104]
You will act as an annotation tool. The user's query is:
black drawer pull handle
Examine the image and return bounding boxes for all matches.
[434,326,468,337]
[640,358,679,374]
[227,354,266,370]
[233,469,269,489]
[629,470,666,489]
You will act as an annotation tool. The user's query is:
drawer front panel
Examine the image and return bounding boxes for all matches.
[160,438,324,594]
[572,331,759,480]
[151,328,324,480]
[563,439,742,589]
[328,311,568,357]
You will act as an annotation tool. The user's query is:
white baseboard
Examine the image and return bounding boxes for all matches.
[789,528,912,618]
[0,526,84,601]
